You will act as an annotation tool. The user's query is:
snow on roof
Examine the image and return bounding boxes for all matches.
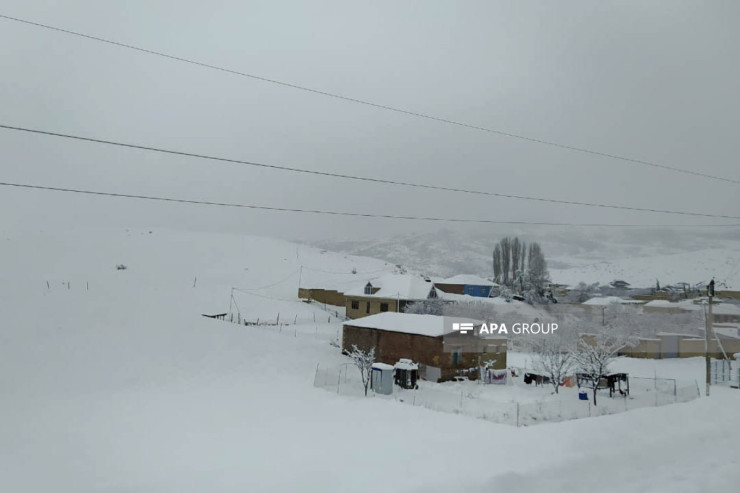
[344,312,483,338]
[394,359,419,370]
[435,291,489,302]
[371,362,395,371]
[714,326,740,340]
[345,274,435,300]
[436,274,496,286]
[645,300,740,314]
[301,277,367,293]
[582,296,643,306]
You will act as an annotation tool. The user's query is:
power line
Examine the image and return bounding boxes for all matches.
[1,180,738,228]
[1,13,738,186]
[1,124,737,220]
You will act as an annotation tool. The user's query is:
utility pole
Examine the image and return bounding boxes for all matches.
[705,279,715,397]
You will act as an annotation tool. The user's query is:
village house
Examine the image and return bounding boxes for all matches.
[579,296,644,314]
[433,274,498,298]
[342,312,507,382]
[609,280,631,289]
[297,287,346,307]
[343,274,440,319]
[617,327,740,360]
[643,299,740,324]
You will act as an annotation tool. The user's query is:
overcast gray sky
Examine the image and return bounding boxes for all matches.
[1,0,738,242]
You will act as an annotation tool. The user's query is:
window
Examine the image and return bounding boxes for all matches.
[452,349,463,366]
[380,303,389,312]
[364,282,373,295]
[351,300,359,310]
[366,302,370,314]
[428,287,437,299]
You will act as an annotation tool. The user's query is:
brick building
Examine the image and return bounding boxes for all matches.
[342,312,507,382]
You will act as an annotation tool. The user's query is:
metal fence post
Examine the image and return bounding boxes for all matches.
[674,379,677,403]
[516,402,520,427]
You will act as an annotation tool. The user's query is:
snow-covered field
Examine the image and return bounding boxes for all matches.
[2,227,739,492]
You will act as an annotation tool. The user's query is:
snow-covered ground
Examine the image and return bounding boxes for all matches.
[2,227,739,492]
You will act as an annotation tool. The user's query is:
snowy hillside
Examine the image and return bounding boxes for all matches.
[2,227,740,492]
[316,227,740,289]
[549,248,740,289]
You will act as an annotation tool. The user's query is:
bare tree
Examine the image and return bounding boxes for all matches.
[511,237,521,282]
[500,238,511,286]
[349,345,376,396]
[526,242,549,293]
[520,240,527,276]
[493,244,501,283]
[574,332,632,405]
[530,335,577,394]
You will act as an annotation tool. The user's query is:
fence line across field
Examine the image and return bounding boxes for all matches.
[224,310,344,326]
[313,362,701,427]
[204,313,344,345]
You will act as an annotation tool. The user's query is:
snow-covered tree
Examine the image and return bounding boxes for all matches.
[606,304,700,339]
[492,237,551,303]
[349,345,375,396]
[566,282,600,303]
[574,331,632,406]
[403,299,445,315]
[530,335,577,394]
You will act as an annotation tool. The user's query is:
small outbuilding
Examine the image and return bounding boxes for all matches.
[394,359,419,389]
[371,362,395,395]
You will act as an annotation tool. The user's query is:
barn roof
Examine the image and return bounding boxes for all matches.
[436,274,497,287]
[344,312,483,338]
[583,296,643,306]
[345,274,435,300]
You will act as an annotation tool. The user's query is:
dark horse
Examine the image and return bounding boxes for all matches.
[523,372,551,386]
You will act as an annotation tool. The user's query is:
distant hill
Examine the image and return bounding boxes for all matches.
[315,227,740,290]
